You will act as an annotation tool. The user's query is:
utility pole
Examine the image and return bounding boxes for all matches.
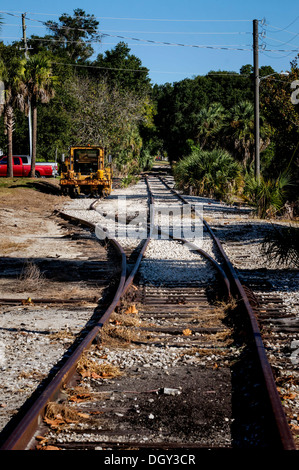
[253,19,260,182]
[22,13,32,159]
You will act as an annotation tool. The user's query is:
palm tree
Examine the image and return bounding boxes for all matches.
[173,147,242,201]
[223,101,271,167]
[195,102,226,149]
[0,57,27,177]
[24,53,56,177]
[223,101,255,164]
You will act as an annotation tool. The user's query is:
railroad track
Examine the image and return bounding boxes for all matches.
[0,171,296,450]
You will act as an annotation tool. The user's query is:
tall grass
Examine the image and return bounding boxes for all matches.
[173,147,242,201]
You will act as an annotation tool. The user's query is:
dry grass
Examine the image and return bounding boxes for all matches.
[1,239,30,254]
[18,261,46,292]
[45,402,83,423]
[99,307,150,347]
[66,385,111,402]
[49,330,76,343]
[76,353,122,379]
[100,323,140,346]
[66,385,105,402]
[18,369,46,380]
[110,311,141,327]
[190,298,237,327]
[100,311,154,346]
[187,347,229,357]
[43,402,91,431]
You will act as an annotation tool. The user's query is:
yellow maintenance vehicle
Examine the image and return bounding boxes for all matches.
[60,146,113,197]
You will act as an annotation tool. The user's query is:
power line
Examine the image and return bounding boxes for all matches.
[83,17,253,22]
[51,61,255,76]
[100,30,251,35]
[1,12,253,52]
[264,23,299,36]
[100,33,252,51]
[52,61,149,73]
[2,11,298,54]
[26,36,252,48]
[264,34,299,47]
[266,16,299,33]
[1,24,252,35]
[0,11,252,22]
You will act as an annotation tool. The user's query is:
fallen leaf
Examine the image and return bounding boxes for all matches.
[283,392,297,400]
[91,372,102,379]
[22,297,34,305]
[69,393,93,403]
[182,329,192,336]
[290,424,299,431]
[124,304,138,314]
[40,445,61,450]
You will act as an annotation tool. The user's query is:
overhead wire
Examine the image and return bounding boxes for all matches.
[0,11,254,52]
[1,10,298,78]
[0,11,252,22]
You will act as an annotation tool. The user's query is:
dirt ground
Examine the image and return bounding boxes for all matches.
[1,182,75,260]
[0,180,119,432]
[0,181,110,300]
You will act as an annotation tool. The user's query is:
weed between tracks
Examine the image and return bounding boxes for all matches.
[18,261,46,291]
[190,299,237,327]
[76,353,122,379]
[99,307,152,347]
[45,401,87,424]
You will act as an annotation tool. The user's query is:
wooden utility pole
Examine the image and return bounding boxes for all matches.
[253,19,260,182]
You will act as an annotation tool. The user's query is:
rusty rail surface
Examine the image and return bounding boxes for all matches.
[158,176,295,450]
[0,213,127,450]
[0,175,295,450]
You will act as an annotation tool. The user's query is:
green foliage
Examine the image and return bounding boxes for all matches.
[0,10,153,171]
[262,225,299,267]
[24,53,57,104]
[243,172,292,218]
[260,63,299,207]
[138,148,155,171]
[34,9,100,62]
[173,147,242,201]
[120,174,139,188]
[195,102,226,149]
[0,8,298,213]
[66,75,153,175]
[94,42,151,94]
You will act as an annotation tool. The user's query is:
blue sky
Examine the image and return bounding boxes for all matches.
[1,1,298,85]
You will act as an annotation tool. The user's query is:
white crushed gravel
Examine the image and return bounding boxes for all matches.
[0,172,297,445]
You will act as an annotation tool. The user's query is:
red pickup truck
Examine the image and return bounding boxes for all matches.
[0,155,55,177]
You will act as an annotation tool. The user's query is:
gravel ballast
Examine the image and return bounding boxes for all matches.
[0,173,298,448]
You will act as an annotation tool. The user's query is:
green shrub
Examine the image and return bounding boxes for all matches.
[262,225,299,267]
[243,172,291,218]
[173,147,242,201]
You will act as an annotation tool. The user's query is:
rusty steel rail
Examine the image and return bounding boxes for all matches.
[145,176,231,298]
[0,176,295,450]
[0,180,235,450]
[0,212,127,451]
[0,198,153,450]
[158,176,296,450]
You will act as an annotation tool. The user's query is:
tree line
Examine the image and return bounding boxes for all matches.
[0,9,298,217]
